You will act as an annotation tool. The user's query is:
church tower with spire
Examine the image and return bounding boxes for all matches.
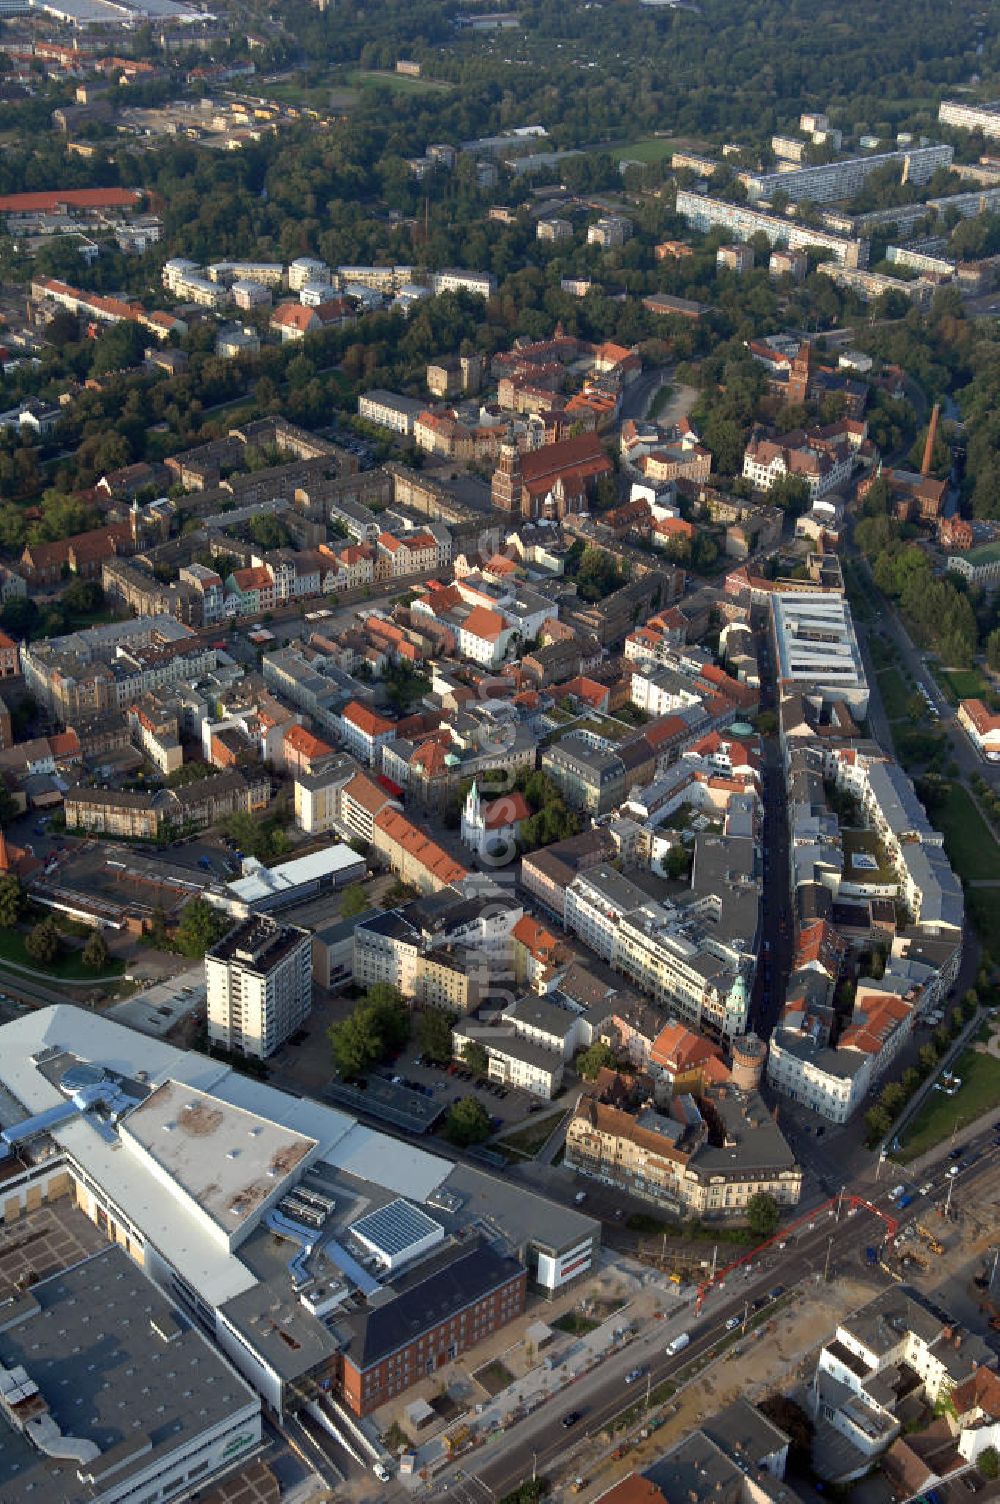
[460,780,483,852]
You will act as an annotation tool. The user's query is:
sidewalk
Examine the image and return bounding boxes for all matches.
[398,1262,690,1490]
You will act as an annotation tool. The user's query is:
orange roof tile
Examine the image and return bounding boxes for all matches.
[512,914,566,964]
[374,807,468,886]
[49,729,81,759]
[343,771,395,815]
[271,303,316,332]
[482,790,531,829]
[462,605,506,642]
[284,724,334,760]
[343,701,396,738]
[650,1022,722,1072]
[232,566,272,592]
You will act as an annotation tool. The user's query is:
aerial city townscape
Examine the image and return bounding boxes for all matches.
[0,3,1000,1504]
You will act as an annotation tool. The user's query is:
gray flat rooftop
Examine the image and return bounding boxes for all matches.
[0,1245,258,1504]
[122,1080,317,1240]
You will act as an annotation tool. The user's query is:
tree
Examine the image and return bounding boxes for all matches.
[576,1041,617,1080]
[879,1081,906,1117]
[340,883,370,919]
[329,1009,382,1079]
[461,1041,489,1077]
[82,930,110,971]
[864,1105,891,1143]
[919,1042,939,1073]
[0,874,23,927]
[25,918,60,967]
[418,1008,454,1065]
[249,513,291,550]
[665,843,691,881]
[175,898,230,958]
[445,1095,492,1147]
[980,1448,999,1481]
[328,984,410,1079]
[745,1191,780,1239]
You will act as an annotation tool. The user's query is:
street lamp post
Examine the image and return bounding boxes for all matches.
[823,1235,834,1282]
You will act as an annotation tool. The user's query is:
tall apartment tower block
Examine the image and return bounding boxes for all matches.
[206,916,312,1059]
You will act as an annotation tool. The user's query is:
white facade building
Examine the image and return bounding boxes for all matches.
[206,916,312,1059]
[771,592,869,717]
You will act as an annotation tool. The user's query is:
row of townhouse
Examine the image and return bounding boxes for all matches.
[64,766,270,840]
[765,731,964,1120]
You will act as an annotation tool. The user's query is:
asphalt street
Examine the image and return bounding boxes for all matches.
[421,1128,1000,1502]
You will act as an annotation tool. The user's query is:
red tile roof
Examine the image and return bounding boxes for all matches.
[342,701,396,739]
[343,771,395,815]
[1,187,140,213]
[284,724,334,760]
[374,807,468,886]
[271,303,316,332]
[462,605,506,642]
[512,914,566,964]
[960,698,1000,736]
[232,566,272,592]
[650,1022,723,1073]
[482,790,531,829]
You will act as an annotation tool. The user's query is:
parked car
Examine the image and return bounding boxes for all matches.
[624,1367,645,1385]
[725,1316,740,1331]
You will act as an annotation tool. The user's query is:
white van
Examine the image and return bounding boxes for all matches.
[665,1331,690,1356]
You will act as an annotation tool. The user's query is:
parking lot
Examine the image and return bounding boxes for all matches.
[269,999,567,1139]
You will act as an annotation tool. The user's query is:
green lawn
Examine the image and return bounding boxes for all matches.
[0,927,124,982]
[877,666,913,722]
[258,77,356,111]
[615,137,675,164]
[650,384,676,420]
[346,69,453,94]
[933,781,1000,882]
[495,1111,567,1160]
[898,1044,1000,1159]
[552,1312,600,1335]
[933,666,991,705]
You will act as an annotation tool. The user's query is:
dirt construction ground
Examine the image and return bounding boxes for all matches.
[576,1271,879,1500]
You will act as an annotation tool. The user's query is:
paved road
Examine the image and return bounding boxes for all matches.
[417,1126,1000,1502]
[847,537,1000,792]
[619,368,669,423]
[747,609,792,1045]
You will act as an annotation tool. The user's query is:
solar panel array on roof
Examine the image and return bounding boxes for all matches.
[350,1198,444,1272]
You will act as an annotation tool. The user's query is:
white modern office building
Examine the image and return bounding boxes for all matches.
[771,591,869,717]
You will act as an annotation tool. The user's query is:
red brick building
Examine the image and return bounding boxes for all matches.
[335,1239,526,1417]
[492,433,612,520]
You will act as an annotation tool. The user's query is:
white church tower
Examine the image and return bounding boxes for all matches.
[460,779,485,855]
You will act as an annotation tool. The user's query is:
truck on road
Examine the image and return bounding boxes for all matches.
[665,1332,691,1356]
